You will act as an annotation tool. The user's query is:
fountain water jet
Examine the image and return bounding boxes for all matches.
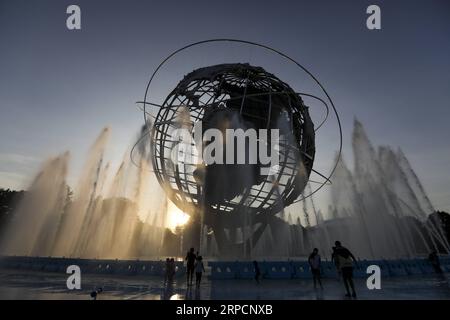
[1,120,448,260]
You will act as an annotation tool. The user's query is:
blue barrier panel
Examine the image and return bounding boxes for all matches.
[320,262,338,279]
[88,262,106,274]
[145,262,161,276]
[86,260,114,274]
[440,265,450,272]
[175,262,186,277]
[208,261,238,279]
[18,262,30,270]
[352,260,369,278]
[0,257,13,269]
[43,264,59,272]
[401,259,424,275]
[261,261,292,279]
[3,256,447,278]
[125,262,138,275]
[235,262,256,279]
[438,256,450,272]
[142,262,155,275]
[136,262,151,275]
[31,261,46,271]
[110,261,136,275]
[291,261,311,279]
[56,263,67,273]
[369,260,390,277]
[441,264,450,272]
[141,261,184,277]
[439,256,450,273]
[384,260,408,276]
[414,259,434,274]
[102,262,116,274]
[154,262,163,275]
[0,258,12,269]
[320,260,385,279]
[154,261,165,275]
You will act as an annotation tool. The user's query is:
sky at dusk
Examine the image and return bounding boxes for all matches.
[0,0,449,212]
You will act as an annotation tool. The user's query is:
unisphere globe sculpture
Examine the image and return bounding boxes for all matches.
[150,63,315,256]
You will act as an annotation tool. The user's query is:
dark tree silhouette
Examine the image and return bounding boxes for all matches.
[0,188,24,232]
[427,211,450,252]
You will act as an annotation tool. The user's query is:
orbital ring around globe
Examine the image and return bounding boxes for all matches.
[131,39,342,213]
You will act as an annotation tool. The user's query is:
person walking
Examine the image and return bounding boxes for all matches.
[164,258,170,284]
[194,256,206,287]
[185,247,197,286]
[331,246,341,280]
[332,241,357,298]
[168,258,176,282]
[253,260,261,284]
[308,248,323,289]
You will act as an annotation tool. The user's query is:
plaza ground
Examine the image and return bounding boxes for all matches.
[0,269,450,300]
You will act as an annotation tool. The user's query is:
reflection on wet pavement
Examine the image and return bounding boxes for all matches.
[0,269,449,300]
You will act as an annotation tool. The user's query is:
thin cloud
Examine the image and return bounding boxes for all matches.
[0,153,41,190]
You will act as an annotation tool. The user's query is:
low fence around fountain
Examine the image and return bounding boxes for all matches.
[0,256,186,277]
[1,256,449,279]
[207,258,449,280]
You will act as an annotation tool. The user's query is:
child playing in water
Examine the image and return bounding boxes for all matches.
[308,248,323,289]
[194,256,205,287]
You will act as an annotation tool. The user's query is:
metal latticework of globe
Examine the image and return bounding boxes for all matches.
[150,63,315,230]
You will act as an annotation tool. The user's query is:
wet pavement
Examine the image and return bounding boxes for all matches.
[0,269,450,300]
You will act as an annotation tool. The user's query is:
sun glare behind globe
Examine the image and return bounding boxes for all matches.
[167,201,190,232]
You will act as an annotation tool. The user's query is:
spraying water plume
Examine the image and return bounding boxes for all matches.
[0,120,448,259]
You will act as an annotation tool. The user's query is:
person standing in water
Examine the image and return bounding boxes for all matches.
[331,246,341,280]
[332,241,357,298]
[253,261,261,284]
[185,247,197,286]
[168,258,176,282]
[194,256,206,287]
[308,248,323,289]
[164,258,170,284]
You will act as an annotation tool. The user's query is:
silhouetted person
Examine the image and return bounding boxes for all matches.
[332,241,357,298]
[195,256,205,287]
[164,258,170,283]
[185,247,197,286]
[428,251,442,273]
[308,248,323,289]
[168,258,176,282]
[253,261,261,284]
[331,246,341,279]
